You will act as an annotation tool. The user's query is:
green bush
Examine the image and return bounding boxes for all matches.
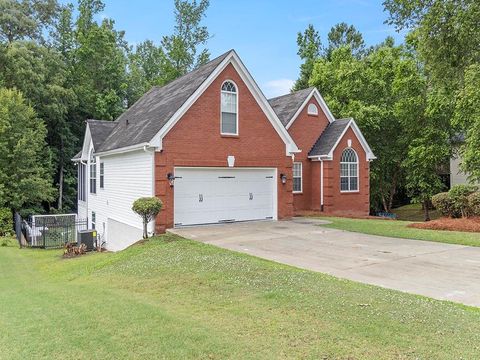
[132,197,163,239]
[448,185,478,218]
[431,192,456,217]
[0,208,13,237]
[468,192,480,217]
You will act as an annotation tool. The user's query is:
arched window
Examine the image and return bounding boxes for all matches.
[307,103,318,115]
[89,149,97,194]
[340,148,358,192]
[221,80,238,135]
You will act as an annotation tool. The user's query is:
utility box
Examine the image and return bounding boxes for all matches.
[77,229,96,251]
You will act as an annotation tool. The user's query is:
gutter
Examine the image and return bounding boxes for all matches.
[94,142,152,157]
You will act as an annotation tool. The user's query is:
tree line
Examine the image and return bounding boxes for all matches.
[294,1,480,219]
[0,0,478,221]
[0,0,210,216]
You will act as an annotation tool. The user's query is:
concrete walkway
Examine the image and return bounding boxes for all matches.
[170,218,480,307]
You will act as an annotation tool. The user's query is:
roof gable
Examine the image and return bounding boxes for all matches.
[268,87,335,129]
[149,50,298,155]
[97,51,231,153]
[94,50,298,156]
[268,87,313,126]
[309,118,375,161]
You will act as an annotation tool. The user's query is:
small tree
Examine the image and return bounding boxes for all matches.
[132,197,163,239]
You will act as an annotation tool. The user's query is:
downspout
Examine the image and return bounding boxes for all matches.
[320,159,324,212]
[80,160,88,220]
[143,144,155,237]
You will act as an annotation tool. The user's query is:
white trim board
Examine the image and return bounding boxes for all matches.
[285,88,335,130]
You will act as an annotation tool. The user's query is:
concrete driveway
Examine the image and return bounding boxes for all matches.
[170,218,480,307]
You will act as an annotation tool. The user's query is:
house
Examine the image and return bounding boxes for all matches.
[450,135,478,187]
[72,50,375,251]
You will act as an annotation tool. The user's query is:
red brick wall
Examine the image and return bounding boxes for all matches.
[322,127,370,216]
[154,63,293,232]
[287,97,329,211]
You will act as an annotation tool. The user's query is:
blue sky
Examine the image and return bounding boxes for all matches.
[95,0,404,98]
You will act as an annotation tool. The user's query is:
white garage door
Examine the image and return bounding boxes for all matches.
[174,168,276,226]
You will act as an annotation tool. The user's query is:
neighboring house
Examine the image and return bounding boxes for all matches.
[450,141,479,187]
[72,50,375,251]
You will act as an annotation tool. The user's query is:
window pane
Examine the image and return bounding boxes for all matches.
[350,177,358,191]
[100,163,104,188]
[340,177,349,191]
[221,112,237,133]
[221,92,236,113]
[293,177,302,192]
[341,163,348,177]
[293,163,301,177]
[350,163,357,177]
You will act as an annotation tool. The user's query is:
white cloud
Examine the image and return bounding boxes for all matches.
[263,79,295,98]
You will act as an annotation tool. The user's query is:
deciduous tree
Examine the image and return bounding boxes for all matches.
[0,88,55,212]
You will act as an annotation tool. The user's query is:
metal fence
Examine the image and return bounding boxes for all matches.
[16,213,88,249]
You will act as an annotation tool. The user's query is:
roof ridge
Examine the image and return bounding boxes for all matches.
[86,119,115,123]
[154,49,234,91]
[267,86,314,101]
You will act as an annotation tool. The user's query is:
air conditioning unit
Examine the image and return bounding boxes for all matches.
[77,229,97,251]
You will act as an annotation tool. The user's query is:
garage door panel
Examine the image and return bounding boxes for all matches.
[174,168,275,226]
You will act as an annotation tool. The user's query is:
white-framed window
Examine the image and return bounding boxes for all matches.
[100,162,104,189]
[91,211,96,229]
[307,103,318,115]
[89,150,96,194]
[293,162,303,193]
[78,163,86,201]
[340,148,359,192]
[221,80,238,135]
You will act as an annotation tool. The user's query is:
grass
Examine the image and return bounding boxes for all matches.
[1,234,480,359]
[317,216,480,247]
[392,203,440,221]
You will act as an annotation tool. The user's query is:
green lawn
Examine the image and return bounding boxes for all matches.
[1,235,480,359]
[392,203,440,221]
[317,216,480,247]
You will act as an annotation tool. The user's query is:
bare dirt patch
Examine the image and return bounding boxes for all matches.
[409,217,480,233]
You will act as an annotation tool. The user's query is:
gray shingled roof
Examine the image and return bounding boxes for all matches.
[97,50,232,152]
[72,120,116,160]
[72,150,81,160]
[268,87,314,126]
[309,118,351,157]
[88,119,117,149]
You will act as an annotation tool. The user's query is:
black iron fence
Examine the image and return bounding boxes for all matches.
[15,213,88,249]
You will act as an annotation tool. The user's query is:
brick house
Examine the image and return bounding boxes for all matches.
[73,50,375,250]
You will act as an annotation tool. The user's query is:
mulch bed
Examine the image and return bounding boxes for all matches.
[408,217,480,233]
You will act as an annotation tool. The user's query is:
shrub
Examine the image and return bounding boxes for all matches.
[468,192,480,217]
[132,197,163,239]
[448,185,478,218]
[431,192,456,217]
[0,208,13,237]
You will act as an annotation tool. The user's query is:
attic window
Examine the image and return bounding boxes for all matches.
[221,80,238,135]
[307,103,318,116]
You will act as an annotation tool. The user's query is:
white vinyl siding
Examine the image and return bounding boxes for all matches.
[293,162,302,193]
[80,146,154,251]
